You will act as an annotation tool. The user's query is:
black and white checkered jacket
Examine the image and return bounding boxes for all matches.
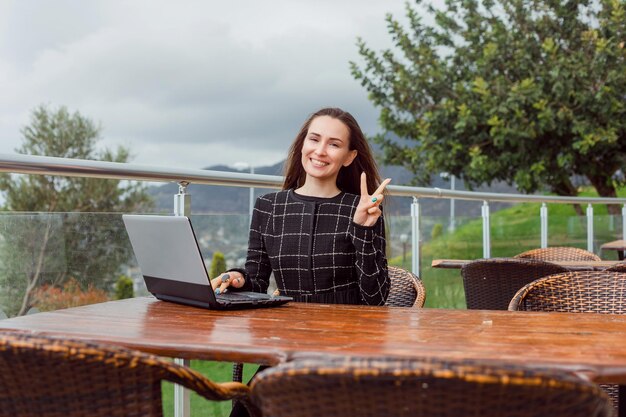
[233,189,389,305]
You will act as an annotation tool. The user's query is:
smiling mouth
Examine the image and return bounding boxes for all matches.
[310,158,329,167]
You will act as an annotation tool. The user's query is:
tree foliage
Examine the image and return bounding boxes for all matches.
[352,0,626,212]
[0,104,153,316]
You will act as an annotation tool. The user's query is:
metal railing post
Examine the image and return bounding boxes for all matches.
[411,197,420,277]
[449,175,456,232]
[173,181,191,417]
[174,181,191,217]
[174,358,191,417]
[249,166,255,225]
[623,204,626,241]
[540,203,548,248]
[587,204,594,253]
[482,201,491,258]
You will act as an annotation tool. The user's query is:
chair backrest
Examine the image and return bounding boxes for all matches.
[385,266,426,308]
[508,270,626,412]
[461,258,568,310]
[0,331,258,417]
[250,356,613,417]
[508,270,626,314]
[515,246,601,261]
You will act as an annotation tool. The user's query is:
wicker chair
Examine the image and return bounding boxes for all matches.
[509,270,626,415]
[515,246,601,261]
[460,258,568,310]
[250,356,613,417]
[384,266,426,308]
[0,331,259,417]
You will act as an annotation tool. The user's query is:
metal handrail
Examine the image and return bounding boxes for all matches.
[1,153,626,205]
[0,153,282,189]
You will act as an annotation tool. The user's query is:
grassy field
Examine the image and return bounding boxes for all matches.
[162,188,625,415]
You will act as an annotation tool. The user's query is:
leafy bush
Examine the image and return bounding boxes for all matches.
[32,278,109,312]
[115,275,134,300]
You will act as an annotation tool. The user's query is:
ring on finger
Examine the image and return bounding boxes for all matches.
[221,273,230,283]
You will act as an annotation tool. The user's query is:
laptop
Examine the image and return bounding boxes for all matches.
[122,214,292,310]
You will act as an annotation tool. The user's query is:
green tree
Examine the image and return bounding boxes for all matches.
[352,0,626,214]
[209,251,227,279]
[0,104,153,316]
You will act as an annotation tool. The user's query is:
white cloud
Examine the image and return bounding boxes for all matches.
[0,0,415,169]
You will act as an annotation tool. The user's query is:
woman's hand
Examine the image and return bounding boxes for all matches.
[353,173,391,227]
[210,271,245,294]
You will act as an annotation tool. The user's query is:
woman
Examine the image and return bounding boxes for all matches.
[211,107,390,306]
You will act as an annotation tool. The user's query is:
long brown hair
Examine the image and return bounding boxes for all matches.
[282,107,382,195]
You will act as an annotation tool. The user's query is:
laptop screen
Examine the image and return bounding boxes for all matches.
[122,214,210,286]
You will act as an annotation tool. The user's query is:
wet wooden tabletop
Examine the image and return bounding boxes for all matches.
[2,296,626,384]
[431,258,620,270]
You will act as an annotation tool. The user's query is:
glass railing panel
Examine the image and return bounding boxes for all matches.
[388,210,624,310]
[416,214,476,309]
[0,212,259,318]
[386,213,483,309]
[1,210,622,318]
[0,212,138,318]
[490,207,543,257]
[592,214,623,259]
[188,213,252,269]
[545,214,588,249]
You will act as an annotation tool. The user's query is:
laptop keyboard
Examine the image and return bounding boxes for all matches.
[217,292,271,301]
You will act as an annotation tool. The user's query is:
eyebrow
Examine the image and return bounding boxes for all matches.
[308,132,346,143]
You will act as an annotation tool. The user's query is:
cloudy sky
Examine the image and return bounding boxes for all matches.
[0,0,418,170]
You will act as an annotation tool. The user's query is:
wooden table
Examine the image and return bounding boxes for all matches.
[601,240,626,260]
[2,296,626,385]
[431,258,621,271]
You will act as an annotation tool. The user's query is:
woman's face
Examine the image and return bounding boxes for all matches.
[300,115,358,184]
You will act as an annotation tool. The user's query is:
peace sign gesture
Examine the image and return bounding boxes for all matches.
[353,172,391,227]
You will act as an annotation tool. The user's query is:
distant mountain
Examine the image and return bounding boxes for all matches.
[147,161,284,215]
[146,161,521,217]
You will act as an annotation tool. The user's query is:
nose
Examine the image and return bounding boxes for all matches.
[314,141,328,156]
